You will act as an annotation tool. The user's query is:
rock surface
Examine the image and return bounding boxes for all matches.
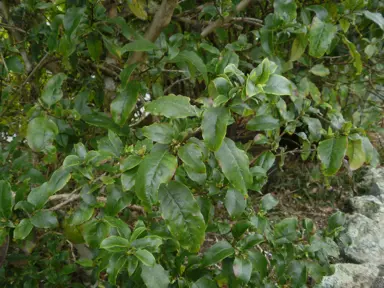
[319,167,384,288]
[318,263,380,288]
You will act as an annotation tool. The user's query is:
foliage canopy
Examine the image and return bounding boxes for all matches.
[0,0,383,287]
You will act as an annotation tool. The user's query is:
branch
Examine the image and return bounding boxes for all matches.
[127,0,178,65]
[201,0,254,37]
[49,193,144,213]
[0,1,32,72]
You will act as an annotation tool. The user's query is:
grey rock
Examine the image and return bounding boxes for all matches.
[342,213,384,264]
[317,263,379,288]
[349,195,383,219]
[360,168,384,196]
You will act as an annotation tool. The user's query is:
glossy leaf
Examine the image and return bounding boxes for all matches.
[202,107,229,151]
[31,211,58,229]
[0,181,12,219]
[134,249,156,266]
[264,74,295,96]
[141,264,170,288]
[145,95,197,118]
[247,115,280,131]
[40,73,67,107]
[317,136,348,176]
[309,64,330,77]
[347,135,365,170]
[308,17,337,58]
[111,82,141,126]
[233,257,252,283]
[13,219,33,240]
[159,181,205,252]
[215,138,252,195]
[202,241,234,267]
[100,236,130,252]
[224,188,246,218]
[135,150,177,207]
[26,117,58,152]
[142,123,175,144]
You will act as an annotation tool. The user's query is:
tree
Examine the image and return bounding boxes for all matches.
[0,0,382,286]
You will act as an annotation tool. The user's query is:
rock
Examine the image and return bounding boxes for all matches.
[349,195,383,219]
[317,263,379,288]
[342,213,384,265]
[360,168,384,197]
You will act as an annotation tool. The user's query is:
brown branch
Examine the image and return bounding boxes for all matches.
[127,0,178,65]
[201,0,254,37]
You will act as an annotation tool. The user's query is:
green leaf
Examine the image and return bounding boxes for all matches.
[309,64,330,77]
[215,138,252,195]
[178,143,206,173]
[63,155,81,169]
[141,264,170,288]
[120,155,142,172]
[238,233,264,250]
[27,182,50,210]
[122,39,158,52]
[13,219,33,240]
[121,169,137,191]
[63,7,84,35]
[302,116,322,142]
[107,253,127,285]
[82,112,121,132]
[128,0,148,20]
[202,240,234,267]
[40,73,67,107]
[264,74,295,96]
[347,135,365,170]
[247,114,280,131]
[254,151,276,171]
[127,255,139,276]
[274,0,297,22]
[216,50,239,74]
[159,181,205,252]
[135,150,177,208]
[105,184,131,216]
[233,257,252,283]
[100,236,130,252]
[192,277,217,288]
[261,193,279,211]
[134,249,156,266]
[26,117,58,152]
[175,50,208,83]
[225,188,246,218]
[0,180,12,219]
[274,217,298,244]
[317,136,348,176]
[104,216,131,239]
[202,107,229,151]
[142,123,175,144]
[342,36,362,75]
[68,205,94,226]
[308,17,337,58]
[327,211,345,232]
[5,56,24,73]
[145,95,197,118]
[290,34,308,61]
[31,211,58,229]
[130,226,146,242]
[47,167,71,195]
[82,220,109,248]
[363,11,384,31]
[86,33,103,61]
[111,81,141,126]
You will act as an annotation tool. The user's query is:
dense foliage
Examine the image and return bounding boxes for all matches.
[0,0,383,287]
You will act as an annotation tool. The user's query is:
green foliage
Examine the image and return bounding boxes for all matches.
[0,0,382,287]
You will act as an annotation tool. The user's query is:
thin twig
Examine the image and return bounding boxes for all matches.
[0,52,50,117]
[164,77,189,94]
[0,22,26,33]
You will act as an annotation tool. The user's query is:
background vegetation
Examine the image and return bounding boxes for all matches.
[0,0,383,287]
